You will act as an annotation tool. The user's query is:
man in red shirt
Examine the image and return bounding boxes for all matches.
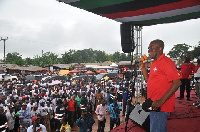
[67,95,77,128]
[177,56,195,100]
[139,39,181,132]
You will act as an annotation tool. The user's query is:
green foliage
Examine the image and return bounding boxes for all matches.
[4,49,132,66]
[167,43,192,61]
[191,43,200,59]
[6,52,25,65]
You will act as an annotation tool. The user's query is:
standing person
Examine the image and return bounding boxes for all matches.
[76,111,95,132]
[95,89,103,110]
[75,94,82,119]
[6,106,15,132]
[0,106,8,132]
[139,39,181,132]
[122,87,131,116]
[177,56,195,100]
[27,116,47,132]
[108,98,122,130]
[95,100,108,132]
[193,59,200,107]
[19,102,32,132]
[67,95,77,128]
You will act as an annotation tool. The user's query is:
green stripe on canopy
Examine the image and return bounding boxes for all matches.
[68,0,135,10]
[126,11,200,26]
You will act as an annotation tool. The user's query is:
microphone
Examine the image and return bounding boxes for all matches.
[140,55,147,62]
[134,55,147,64]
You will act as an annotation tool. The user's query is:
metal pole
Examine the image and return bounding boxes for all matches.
[0,37,8,62]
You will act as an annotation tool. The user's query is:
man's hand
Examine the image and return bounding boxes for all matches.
[138,62,145,69]
[151,100,163,110]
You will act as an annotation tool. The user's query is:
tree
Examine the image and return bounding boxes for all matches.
[24,57,34,66]
[6,52,25,65]
[167,43,192,61]
[191,43,200,59]
[42,52,59,66]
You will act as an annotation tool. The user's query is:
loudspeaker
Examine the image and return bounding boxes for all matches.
[120,23,135,53]
[129,104,150,132]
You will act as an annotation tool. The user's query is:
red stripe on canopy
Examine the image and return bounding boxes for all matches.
[102,0,200,19]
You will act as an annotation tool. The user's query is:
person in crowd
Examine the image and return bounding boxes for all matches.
[27,116,47,132]
[80,93,88,107]
[6,105,15,132]
[95,100,108,132]
[139,39,181,132]
[0,106,8,132]
[109,88,116,104]
[125,98,135,121]
[27,97,36,113]
[76,111,95,132]
[177,56,195,100]
[14,102,21,132]
[38,99,51,132]
[75,94,82,119]
[19,102,32,132]
[108,98,122,130]
[193,59,200,107]
[122,87,131,116]
[67,95,77,128]
[60,117,71,132]
[95,89,103,110]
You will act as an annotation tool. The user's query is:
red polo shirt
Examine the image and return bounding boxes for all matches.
[147,54,180,112]
[180,63,195,79]
[67,99,76,111]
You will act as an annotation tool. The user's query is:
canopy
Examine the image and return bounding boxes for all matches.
[96,69,107,73]
[58,0,200,26]
[51,80,62,85]
[70,69,81,73]
[58,70,70,75]
[85,70,95,75]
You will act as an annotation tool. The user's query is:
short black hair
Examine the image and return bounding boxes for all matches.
[150,39,164,50]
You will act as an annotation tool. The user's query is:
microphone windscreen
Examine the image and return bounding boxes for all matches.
[141,55,147,61]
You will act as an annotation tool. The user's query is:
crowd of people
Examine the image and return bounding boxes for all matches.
[0,39,200,132]
[0,68,136,132]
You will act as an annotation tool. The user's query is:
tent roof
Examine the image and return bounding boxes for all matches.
[58,0,200,26]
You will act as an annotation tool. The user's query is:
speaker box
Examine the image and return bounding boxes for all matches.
[120,23,135,53]
[129,104,150,132]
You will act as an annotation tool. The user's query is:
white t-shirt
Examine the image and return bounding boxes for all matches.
[27,124,47,132]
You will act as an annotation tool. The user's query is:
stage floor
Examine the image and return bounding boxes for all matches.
[111,90,200,132]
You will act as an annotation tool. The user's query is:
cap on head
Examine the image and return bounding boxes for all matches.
[32,116,40,122]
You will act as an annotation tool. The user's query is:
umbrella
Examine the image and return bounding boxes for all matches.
[70,69,81,73]
[58,70,71,75]
[85,70,95,75]
[96,69,107,73]
[51,80,62,85]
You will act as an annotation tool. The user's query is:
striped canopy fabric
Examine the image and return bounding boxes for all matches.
[58,0,200,26]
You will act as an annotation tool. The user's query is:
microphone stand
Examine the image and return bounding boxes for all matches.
[125,60,138,132]
[125,102,131,132]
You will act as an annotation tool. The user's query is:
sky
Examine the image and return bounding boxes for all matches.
[0,0,200,59]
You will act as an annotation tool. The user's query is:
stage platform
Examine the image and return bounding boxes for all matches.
[111,90,200,132]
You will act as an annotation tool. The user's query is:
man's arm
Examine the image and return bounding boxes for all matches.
[138,62,149,82]
[152,79,181,110]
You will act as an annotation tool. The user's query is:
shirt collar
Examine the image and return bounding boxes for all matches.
[155,53,165,62]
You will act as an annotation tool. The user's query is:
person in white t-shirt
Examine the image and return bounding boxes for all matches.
[27,116,47,132]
